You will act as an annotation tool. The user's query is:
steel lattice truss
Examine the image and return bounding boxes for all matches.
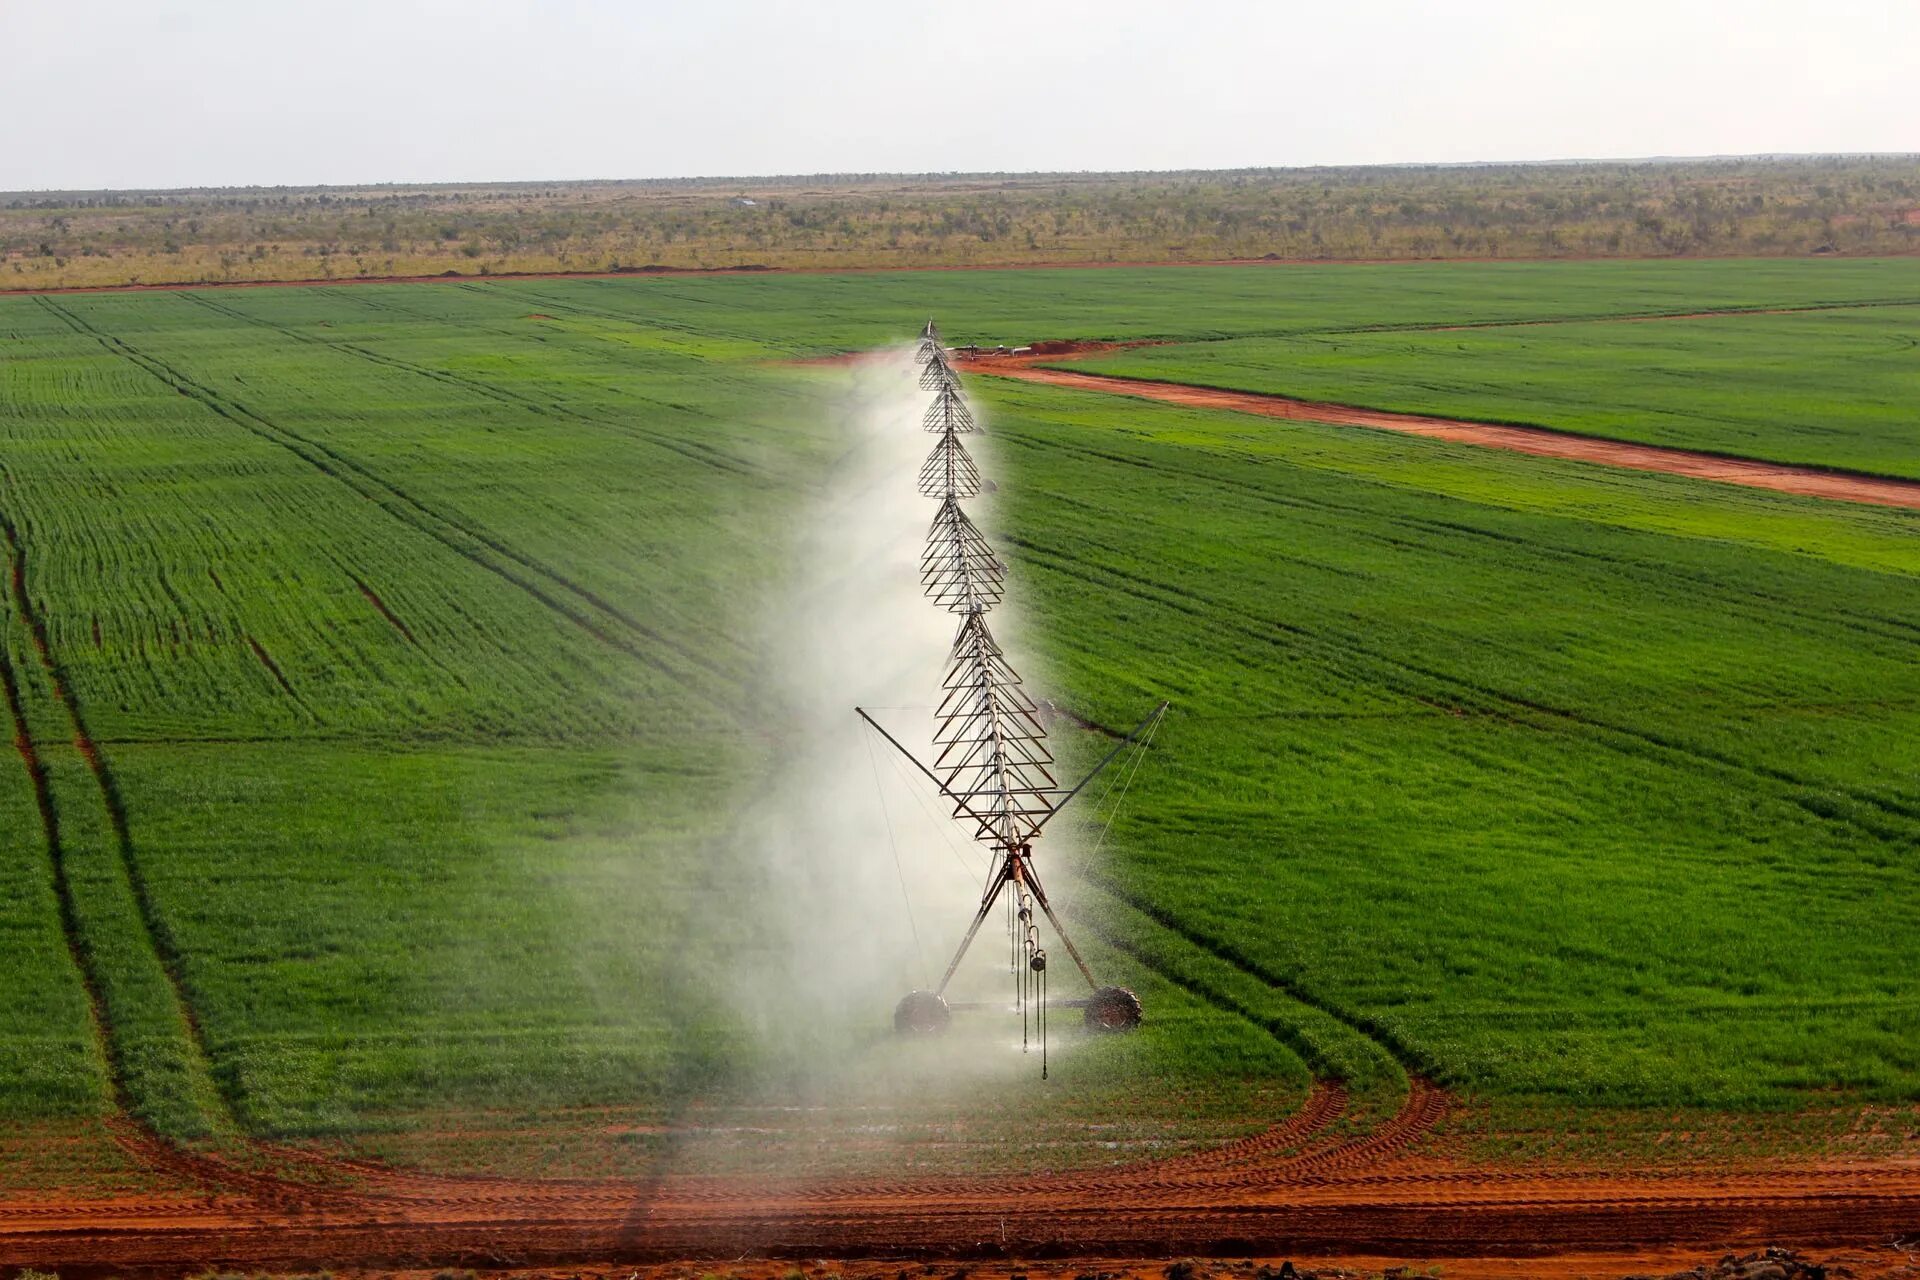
[914,325,1055,847]
[917,435,982,501]
[915,321,946,369]
[921,498,1003,612]
[866,321,1158,1049]
[935,612,1056,844]
[921,381,977,434]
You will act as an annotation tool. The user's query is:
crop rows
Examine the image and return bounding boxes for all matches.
[1074,302,1920,481]
[0,261,1915,1168]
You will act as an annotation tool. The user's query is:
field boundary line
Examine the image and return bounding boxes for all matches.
[968,360,1920,510]
[7,253,1920,297]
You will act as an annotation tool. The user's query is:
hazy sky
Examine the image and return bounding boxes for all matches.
[3,0,1914,190]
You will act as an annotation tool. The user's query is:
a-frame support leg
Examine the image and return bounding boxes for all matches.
[933,854,1013,996]
[1018,855,1100,991]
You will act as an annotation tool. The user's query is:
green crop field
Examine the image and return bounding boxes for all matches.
[2,260,1917,1187]
[1069,292,1920,481]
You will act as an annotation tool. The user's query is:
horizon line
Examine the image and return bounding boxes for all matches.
[6,151,1919,200]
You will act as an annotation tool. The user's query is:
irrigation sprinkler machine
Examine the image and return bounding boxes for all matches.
[857,321,1168,1074]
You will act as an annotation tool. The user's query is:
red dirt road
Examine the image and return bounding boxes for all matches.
[963,350,1920,511]
[5,1080,1919,1275]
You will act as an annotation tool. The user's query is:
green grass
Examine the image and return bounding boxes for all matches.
[0,717,110,1119]
[461,257,1920,355]
[0,260,1917,1176]
[1070,302,1920,480]
[981,375,1920,1107]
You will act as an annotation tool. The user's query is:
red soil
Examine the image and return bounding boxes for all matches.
[961,347,1920,511]
[267,1250,1920,1280]
[5,1077,1919,1275]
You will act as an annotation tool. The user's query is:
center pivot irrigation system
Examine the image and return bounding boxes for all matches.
[857,321,1169,1067]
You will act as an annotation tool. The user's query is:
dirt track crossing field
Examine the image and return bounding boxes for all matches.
[961,349,1920,511]
[6,1078,1920,1274]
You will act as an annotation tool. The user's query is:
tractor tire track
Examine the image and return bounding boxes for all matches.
[1009,532,1920,846]
[329,555,478,693]
[102,1117,361,1211]
[315,283,759,435]
[994,418,1920,656]
[1076,864,1440,1081]
[178,290,755,686]
[0,513,268,1200]
[183,289,757,482]
[1242,1078,1450,1182]
[1022,880,1439,1197]
[34,296,738,711]
[1021,475,1920,844]
[243,634,318,719]
[349,573,422,647]
[138,1075,1378,1212]
[1065,892,1400,1097]
[1017,463,1920,811]
[1,513,239,1136]
[8,1140,1919,1271]
[81,855,1414,1211]
[1134,1079,1350,1176]
[0,575,118,1102]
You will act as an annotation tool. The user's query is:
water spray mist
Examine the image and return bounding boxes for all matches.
[856,321,1169,1076]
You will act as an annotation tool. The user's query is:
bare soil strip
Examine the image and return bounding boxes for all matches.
[5,1076,1917,1273]
[5,1092,1917,1273]
[963,352,1920,511]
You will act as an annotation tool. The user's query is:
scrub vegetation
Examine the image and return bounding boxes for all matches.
[4,155,1918,290]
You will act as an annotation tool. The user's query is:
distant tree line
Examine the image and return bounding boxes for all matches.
[3,157,1916,289]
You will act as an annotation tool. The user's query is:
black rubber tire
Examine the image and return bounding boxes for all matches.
[1084,985,1143,1033]
[894,989,952,1034]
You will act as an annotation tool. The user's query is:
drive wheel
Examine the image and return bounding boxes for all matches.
[894,989,952,1034]
[1084,985,1142,1033]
